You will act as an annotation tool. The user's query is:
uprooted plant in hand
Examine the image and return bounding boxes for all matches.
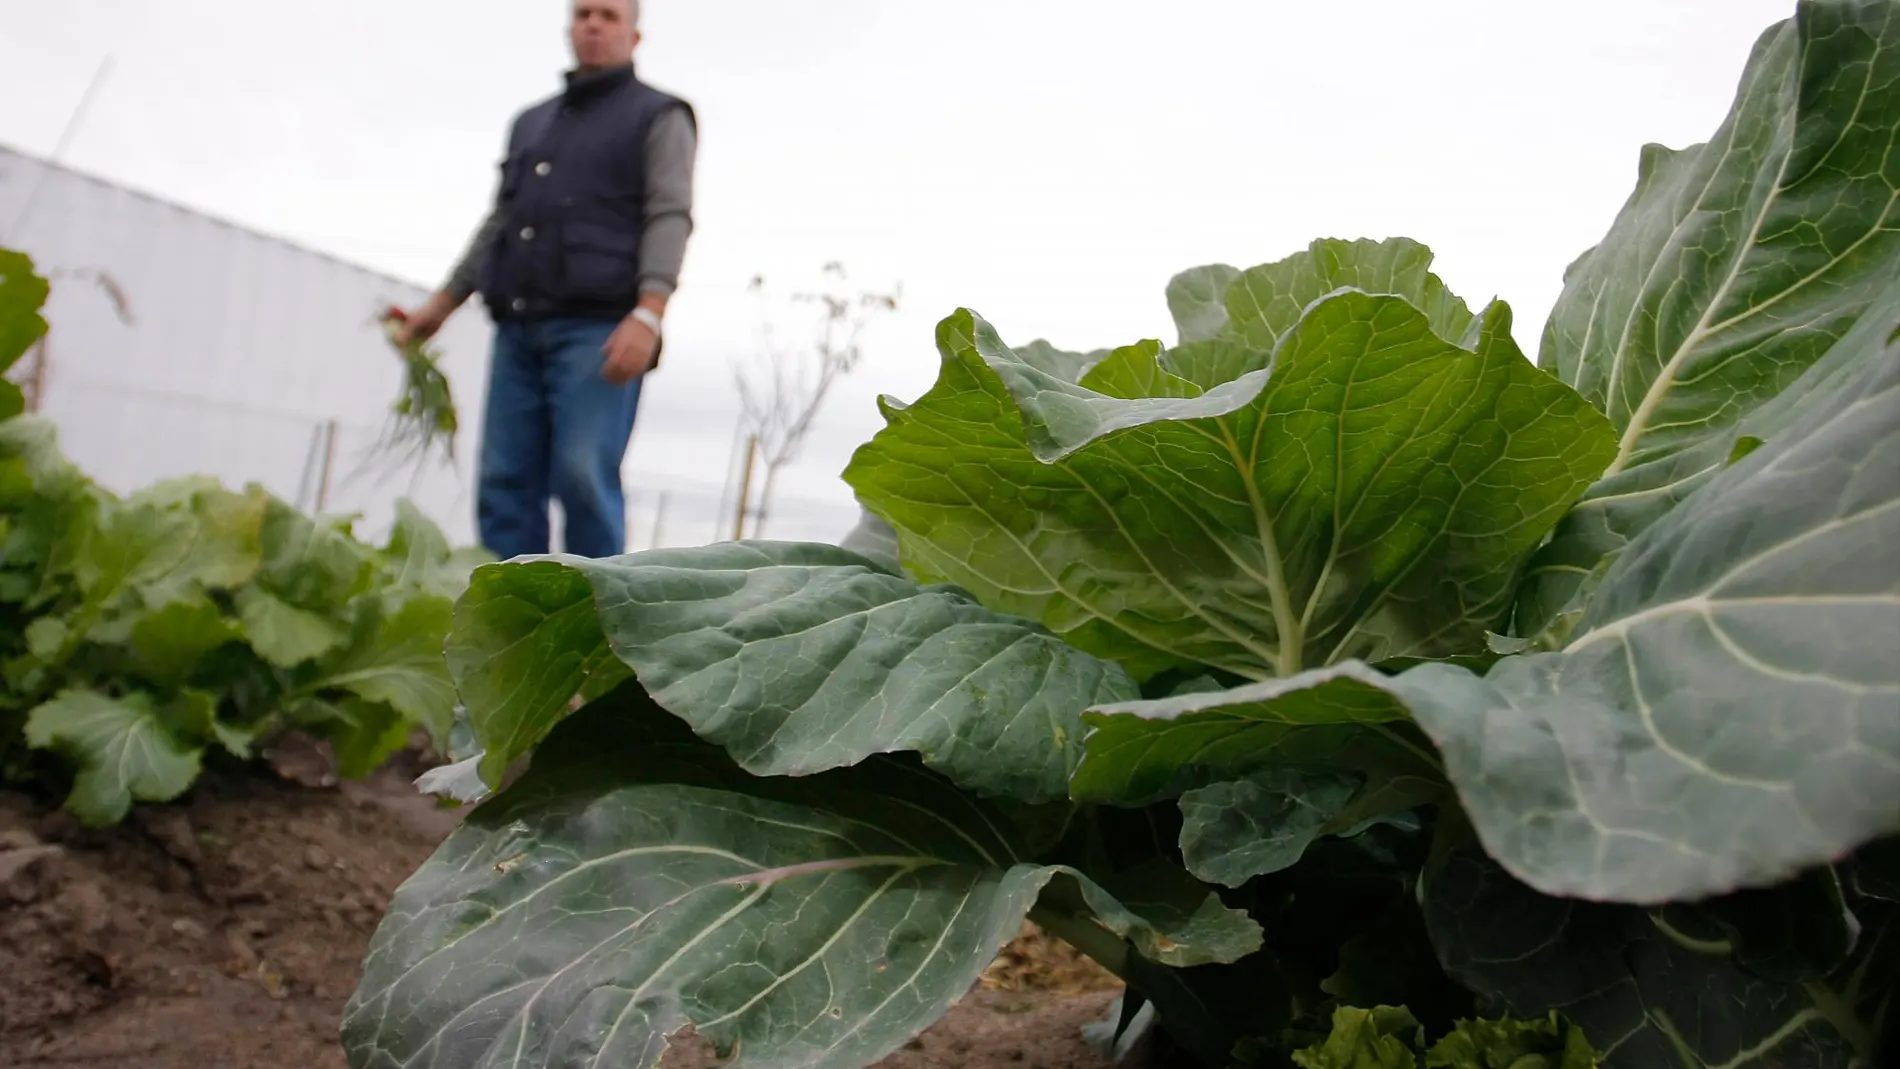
[353,305,461,487]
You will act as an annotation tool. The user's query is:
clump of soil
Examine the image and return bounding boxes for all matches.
[0,758,1131,1069]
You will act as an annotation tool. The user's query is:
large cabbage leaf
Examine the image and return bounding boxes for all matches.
[1070,662,1441,807]
[1406,348,1900,903]
[846,242,1615,682]
[446,541,1138,803]
[1517,0,1900,631]
[343,687,1258,1069]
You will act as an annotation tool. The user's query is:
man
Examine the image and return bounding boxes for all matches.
[395,0,695,560]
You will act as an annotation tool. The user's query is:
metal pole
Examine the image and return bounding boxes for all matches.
[315,419,339,512]
[23,338,48,413]
[295,419,324,509]
[4,55,115,241]
[712,415,744,541]
[650,492,669,550]
[731,434,759,541]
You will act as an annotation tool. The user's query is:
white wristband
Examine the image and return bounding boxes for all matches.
[629,306,663,337]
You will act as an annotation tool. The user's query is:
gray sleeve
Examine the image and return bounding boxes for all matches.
[637,106,697,297]
[441,204,500,303]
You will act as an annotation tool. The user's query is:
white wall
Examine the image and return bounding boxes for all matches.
[0,144,494,546]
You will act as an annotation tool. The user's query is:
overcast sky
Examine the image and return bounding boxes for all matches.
[0,0,1798,545]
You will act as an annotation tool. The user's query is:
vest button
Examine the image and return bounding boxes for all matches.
[511,299,526,312]
[520,226,536,240]
[534,162,551,176]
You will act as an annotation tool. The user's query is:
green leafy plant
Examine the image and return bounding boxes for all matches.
[1287,1006,1599,1069]
[0,248,46,421]
[344,3,1900,1067]
[0,250,488,824]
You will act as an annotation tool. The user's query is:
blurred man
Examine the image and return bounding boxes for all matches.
[395,0,695,559]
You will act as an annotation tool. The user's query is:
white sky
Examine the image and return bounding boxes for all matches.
[0,0,1796,546]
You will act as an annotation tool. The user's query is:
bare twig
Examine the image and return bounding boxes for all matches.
[47,267,134,324]
[731,262,900,538]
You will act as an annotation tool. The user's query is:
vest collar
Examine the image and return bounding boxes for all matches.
[562,63,634,106]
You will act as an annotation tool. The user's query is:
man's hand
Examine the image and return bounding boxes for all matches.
[601,305,662,385]
[391,291,460,346]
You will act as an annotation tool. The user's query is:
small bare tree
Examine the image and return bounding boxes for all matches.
[731,262,900,539]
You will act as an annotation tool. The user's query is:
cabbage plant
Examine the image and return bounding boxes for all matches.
[344,2,1900,1066]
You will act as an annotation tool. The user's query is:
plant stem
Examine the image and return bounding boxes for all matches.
[1028,904,1131,984]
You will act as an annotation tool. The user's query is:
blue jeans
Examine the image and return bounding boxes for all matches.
[476,317,643,559]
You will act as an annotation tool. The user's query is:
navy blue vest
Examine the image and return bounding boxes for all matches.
[477,64,693,322]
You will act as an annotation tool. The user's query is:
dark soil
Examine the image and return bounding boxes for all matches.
[0,755,1128,1069]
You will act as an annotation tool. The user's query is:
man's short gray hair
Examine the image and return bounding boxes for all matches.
[573,0,640,23]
